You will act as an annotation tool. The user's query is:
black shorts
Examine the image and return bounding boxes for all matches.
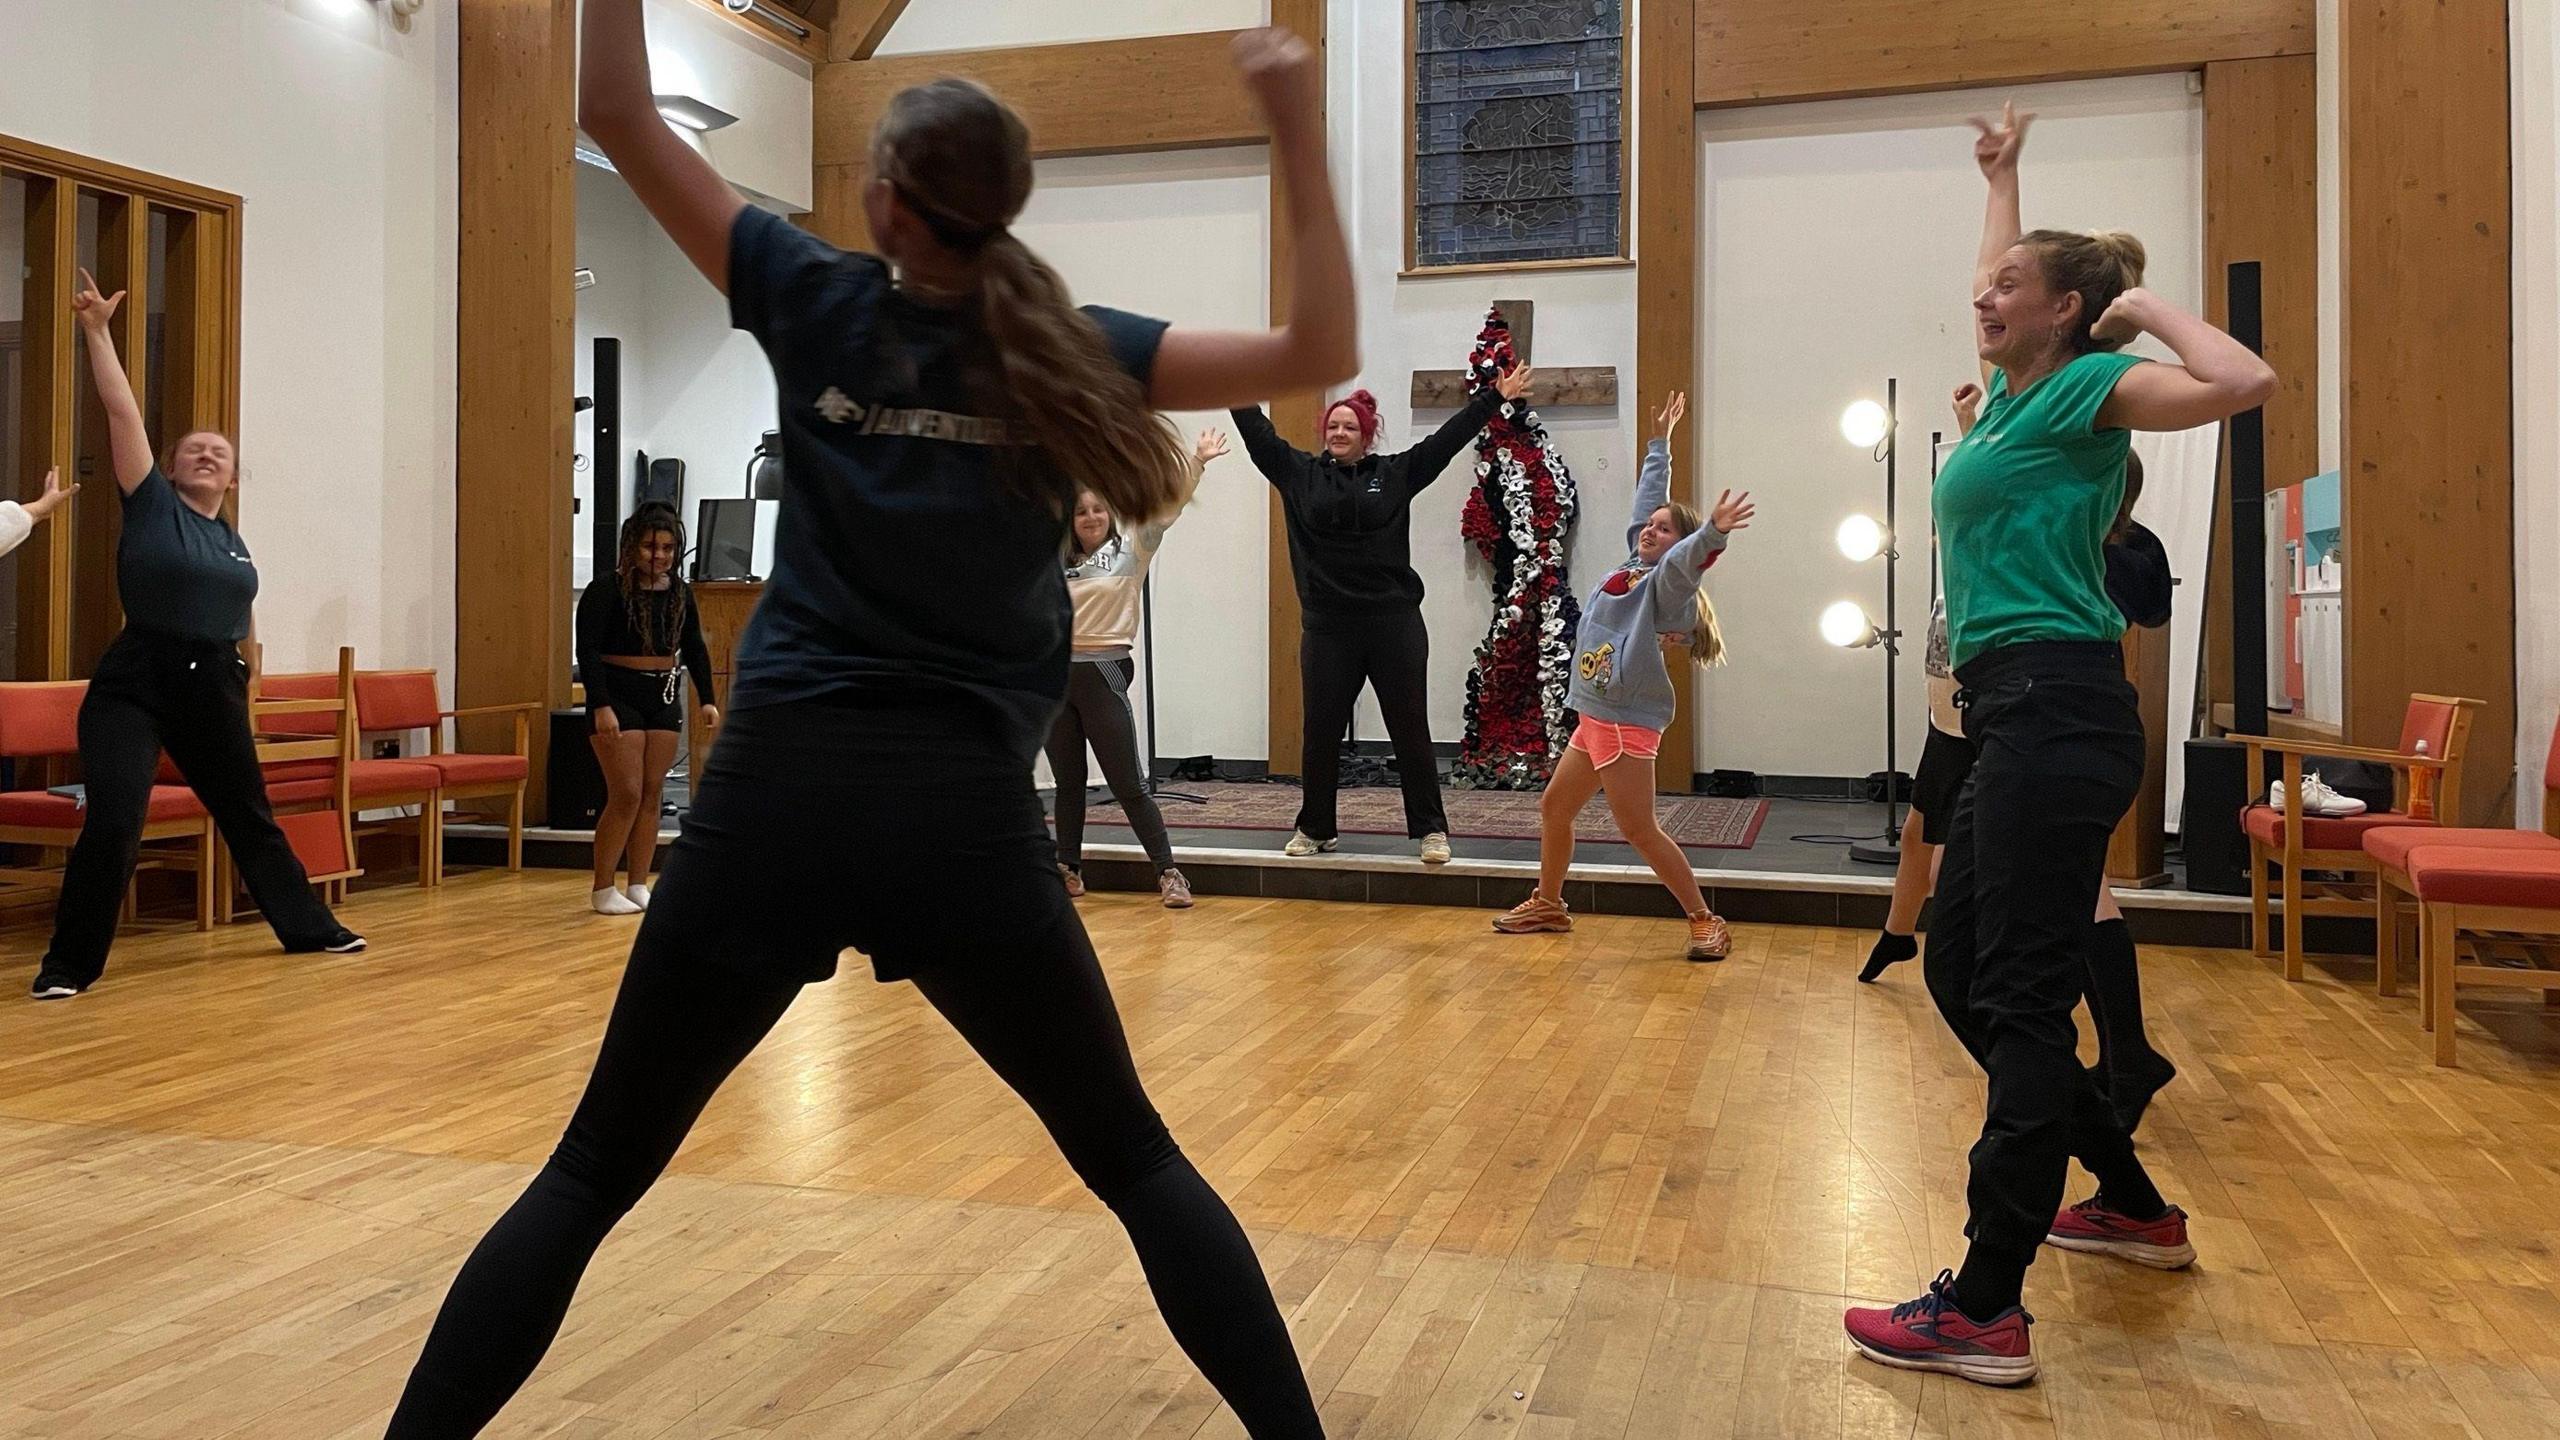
[592,663,685,732]
[635,693,1068,984]
[1911,724,1976,846]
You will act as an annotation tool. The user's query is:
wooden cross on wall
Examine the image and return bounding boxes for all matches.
[1407,300,1620,409]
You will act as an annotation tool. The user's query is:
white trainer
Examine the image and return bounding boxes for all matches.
[1283,831,1338,858]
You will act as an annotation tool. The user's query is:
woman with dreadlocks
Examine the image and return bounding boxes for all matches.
[574,501,718,915]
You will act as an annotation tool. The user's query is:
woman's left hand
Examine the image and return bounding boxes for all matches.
[1494,363,1534,402]
[2091,287,2154,345]
[1709,489,1755,535]
[697,704,720,732]
[24,468,76,523]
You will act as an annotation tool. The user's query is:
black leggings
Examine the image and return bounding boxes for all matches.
[1922,643,2162,1317]
[43,628,343,985]
[385,903,1321,1438]
[1047,656,1174,871]
[1297,608,1445,840]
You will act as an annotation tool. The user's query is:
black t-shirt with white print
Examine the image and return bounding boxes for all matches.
[725,205,1168,760]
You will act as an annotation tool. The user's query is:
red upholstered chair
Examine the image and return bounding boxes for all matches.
[259,666,443,887]
[353,669,535,882]
[0,680,218,931]
[2235,694,2484,982]
[2367,713,2560,997]
[2405,845,2560,1066]
[238,647,364,919]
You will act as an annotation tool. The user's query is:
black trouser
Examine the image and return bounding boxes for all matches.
[1297,607,1445,840]
[1921,642,2159,1315]
[1047,656,1174,871]
[385,700,1322,1439]
[42,628,343,985]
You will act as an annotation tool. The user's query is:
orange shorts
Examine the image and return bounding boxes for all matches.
[1568,716,1663,768]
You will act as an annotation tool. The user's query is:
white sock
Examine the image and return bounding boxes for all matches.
[591,887,643,916]
[624,882,652,909]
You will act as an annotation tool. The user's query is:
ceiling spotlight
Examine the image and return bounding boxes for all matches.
[1840,399,1889,449]
[1821,601,1879,650]
[655,94,741,133]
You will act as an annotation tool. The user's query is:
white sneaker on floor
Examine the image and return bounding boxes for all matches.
[2269,771,2367,818]
[1283,831,1338,858]
[1419,832,1452,865]
[624,883,652,909]
[591,887,643,916]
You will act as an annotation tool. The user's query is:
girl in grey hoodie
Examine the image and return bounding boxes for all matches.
[1492,392,1754,960]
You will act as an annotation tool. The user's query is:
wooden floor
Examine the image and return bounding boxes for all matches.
[4,874,2560,1439]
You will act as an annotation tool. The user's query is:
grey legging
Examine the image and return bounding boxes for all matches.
[1046,656,1175,871]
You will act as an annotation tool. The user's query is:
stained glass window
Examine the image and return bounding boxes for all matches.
[1411,0,1626,269]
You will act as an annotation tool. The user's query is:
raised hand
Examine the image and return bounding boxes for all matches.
[1193,427,1232,466]
[1969,100,2033,181]
[24,468,77,523]
[1655,390,1687,440]
[72,267,125,331]
[1709,489,1755,535]
[1495,363,1534,402]
[2090,287,2153,346]
[1232,28,1321,129]
[1952,382,1984,434]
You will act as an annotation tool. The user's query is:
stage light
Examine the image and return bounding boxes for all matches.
[1821,601,1878,650]
[1841,399,1889,449]
[1835,514,1886,564]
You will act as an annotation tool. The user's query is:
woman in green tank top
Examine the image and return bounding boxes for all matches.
[1844,101,2278,1388]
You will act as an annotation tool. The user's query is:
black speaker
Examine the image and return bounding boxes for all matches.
[547,706,605,830]
[2224,262,2270,738]
[591,338,622,566]
[2181,737,2252,895]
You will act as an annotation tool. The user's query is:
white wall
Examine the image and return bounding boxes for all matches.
[2515,1,2560,825]
[872,0,1259,57]
[0,0,457,676]
[620,0,814,211]
[1696,76,2205,780]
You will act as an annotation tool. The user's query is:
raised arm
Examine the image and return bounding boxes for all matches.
[72,271,154,494]
[1139,427,1228,551]
[2093,289,2279,432]
[0,469,76,558]
[1149,31,1357,410]
[1401,363,1526,493]
[1970,103,2029,386]
[1228,404,1301,486]
[580,0,748,292]
[1627,390,1684,549]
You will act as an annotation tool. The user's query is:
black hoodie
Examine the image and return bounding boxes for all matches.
[1232,389,1508,619]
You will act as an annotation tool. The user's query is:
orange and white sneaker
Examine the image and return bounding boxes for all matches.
[1686,909,1731,962]
[1493,892,1572,934]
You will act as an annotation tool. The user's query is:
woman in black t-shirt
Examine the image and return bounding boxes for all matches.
[28,271,363,1001]
[387,5,1354,1437]
[574,503,718,915]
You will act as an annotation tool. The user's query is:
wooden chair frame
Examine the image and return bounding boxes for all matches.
[0,680,217,932]
[2235,695,2482,982]
[232,647,362,921]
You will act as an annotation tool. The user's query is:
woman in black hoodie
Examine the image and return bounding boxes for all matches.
[1233,366,1530,862]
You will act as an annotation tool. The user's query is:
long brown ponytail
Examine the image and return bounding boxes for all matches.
[871,79,1189,524]
[1665,501,1729,669]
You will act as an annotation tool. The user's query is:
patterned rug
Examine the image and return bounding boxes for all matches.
[1067,781,1768,851]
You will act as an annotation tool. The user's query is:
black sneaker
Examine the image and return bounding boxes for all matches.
[30,971,85,1000]
[287,929,368,955]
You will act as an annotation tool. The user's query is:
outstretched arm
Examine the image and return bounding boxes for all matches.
[580,0,749,292]
[1970,102,2030,385]
[72,271,154,494]
[1148,31,1357,409]
[0,469,77,556]
[2092,290,2278,431]
[1228,404,1301,487]
[1627,390,1685,548]
[1402,363,1527,494]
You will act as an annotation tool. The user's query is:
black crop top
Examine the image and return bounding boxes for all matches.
[576,575,716,706]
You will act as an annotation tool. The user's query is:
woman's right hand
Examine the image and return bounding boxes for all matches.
[1494,363,1535,402]
[1951,382,1983,434]
[1233,28,1321,132]
[592,707,622,739]
[1654,390,1687,441]
[72,268,125,332]
[1193,427,1232,467]
[1969,100,2032,181]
